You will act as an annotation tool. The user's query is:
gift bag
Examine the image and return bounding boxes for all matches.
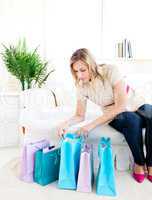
[58,133,82,190]
[77,144,94,193]
[96,137,117,196]
[34,146,60,186]
[20,139,49,182]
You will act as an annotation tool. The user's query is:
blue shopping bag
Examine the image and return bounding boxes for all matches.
[58,133,82,190]
[96,137,117,196]
[34,146,60,186]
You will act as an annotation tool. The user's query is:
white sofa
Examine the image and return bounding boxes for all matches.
[18,75,152,171]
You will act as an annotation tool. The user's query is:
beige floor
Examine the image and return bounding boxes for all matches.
[0,147,152,200]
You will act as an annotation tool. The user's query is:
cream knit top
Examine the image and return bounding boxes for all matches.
[76,64,145,113]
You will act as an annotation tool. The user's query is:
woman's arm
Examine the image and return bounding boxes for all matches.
[57,99,87,136]
[64,99,87,125]
[79,80,127,134]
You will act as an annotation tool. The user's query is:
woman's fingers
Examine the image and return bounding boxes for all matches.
[76,127,89,138]
[57,126,68,137]
[57,127,63,137]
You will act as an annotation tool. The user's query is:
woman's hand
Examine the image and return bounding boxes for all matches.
[77,123,93,137]
[57,122,69,137]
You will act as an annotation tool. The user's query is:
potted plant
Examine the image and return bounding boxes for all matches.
[1,39,54,90]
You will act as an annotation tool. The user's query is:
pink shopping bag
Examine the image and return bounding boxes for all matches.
[20,139,49,182]
[77,144,94,193]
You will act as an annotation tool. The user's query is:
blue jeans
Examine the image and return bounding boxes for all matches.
[109,104,152,166]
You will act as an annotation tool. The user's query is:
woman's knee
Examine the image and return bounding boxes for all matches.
[119,112,144,140]
[116,111,142,128]
[138,104,152,120]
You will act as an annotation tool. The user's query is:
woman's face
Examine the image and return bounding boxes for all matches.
[72,60,90,83]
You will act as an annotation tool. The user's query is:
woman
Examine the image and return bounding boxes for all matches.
[57,48,152,183]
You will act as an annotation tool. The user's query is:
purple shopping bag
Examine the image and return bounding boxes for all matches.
[20,139,49,182]
[77,144,94,193]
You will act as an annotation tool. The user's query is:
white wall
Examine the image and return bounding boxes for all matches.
[0,0,45,52]
[44,0,103,89]
[102,0,152,59]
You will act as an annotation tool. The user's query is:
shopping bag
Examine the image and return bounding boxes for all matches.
[20,139,49,182]
[58,133,82,190]
[77,144,94,193]
[96,137,117,196]
[34,146,60,186]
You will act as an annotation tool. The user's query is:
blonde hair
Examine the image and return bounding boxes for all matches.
[70,48,106,85]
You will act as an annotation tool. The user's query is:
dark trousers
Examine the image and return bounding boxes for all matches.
[109,104,152,166]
